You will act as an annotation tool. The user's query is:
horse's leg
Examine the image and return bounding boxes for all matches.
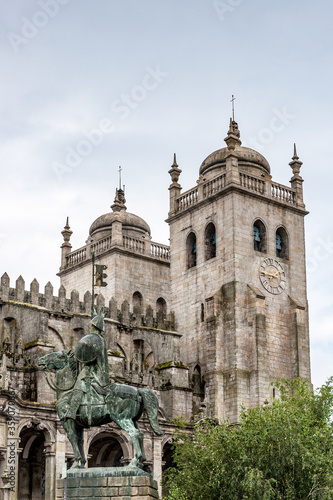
[135,421,146,463]
[76,425,86,467]
[114,417,144,468]
[62,419,82,468]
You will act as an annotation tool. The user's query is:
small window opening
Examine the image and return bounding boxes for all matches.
[201,303,205,322]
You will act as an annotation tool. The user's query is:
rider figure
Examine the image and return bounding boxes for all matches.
[64,308,110,421]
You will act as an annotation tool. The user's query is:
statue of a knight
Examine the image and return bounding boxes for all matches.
[63,308,110,424]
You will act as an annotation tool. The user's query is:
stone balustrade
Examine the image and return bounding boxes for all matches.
[271,182,296,204]
[66,246,87,266]
[123,235,146,254]
[150,242,170,260]
[174,170,298,213]
[64,234,170,271]
[91,235,112,255]
[239,172,266,194]
[176,186,198,212]
[203,174,226,198]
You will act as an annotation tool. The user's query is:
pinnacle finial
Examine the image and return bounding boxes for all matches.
[173,153,178,166]
[61,216,72,244]
[168,153,182,185]
[289,143,303,178]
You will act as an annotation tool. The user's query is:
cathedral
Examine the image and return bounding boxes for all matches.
[0,118,310,499]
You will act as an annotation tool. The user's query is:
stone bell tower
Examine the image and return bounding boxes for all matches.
[166,119,310,423]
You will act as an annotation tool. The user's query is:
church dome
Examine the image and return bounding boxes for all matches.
[199,145,270,177]
[199,119,270,179]
[89,188,151,239]
[89,211,151,237]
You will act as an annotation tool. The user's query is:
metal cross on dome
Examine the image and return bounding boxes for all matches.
[230,95,236,121]
[118,165,122,190]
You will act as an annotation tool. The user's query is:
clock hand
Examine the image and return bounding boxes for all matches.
[261,269,280,281]
[261,270,275,278]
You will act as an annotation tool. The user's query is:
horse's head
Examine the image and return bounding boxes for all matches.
[38,350,69,371]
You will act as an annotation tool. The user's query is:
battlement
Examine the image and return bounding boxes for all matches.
[0,273,175,331]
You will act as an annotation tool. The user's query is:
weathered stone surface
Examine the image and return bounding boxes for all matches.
[58,474,158,499]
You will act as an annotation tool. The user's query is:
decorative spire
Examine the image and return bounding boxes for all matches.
[289,143,303,178]
[172,153,177,166]
[61,217,72,246]
[168,153,182,185]
[224,117,242,150]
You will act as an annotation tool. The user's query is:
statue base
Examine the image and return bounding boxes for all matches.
[56,466,159,499]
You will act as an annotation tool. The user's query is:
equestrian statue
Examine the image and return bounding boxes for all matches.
[38,308,163,469]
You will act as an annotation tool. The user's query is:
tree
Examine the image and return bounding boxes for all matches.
[163,378,333,499]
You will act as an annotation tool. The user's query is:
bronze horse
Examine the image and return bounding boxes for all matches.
[38,350,163,468]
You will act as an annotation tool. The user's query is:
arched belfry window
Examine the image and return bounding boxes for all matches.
[205,222,216,260]
[276,227,289,259]
[253,220,266,252]
[186,232,197,269]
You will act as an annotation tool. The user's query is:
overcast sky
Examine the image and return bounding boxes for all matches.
[1,0,332,390]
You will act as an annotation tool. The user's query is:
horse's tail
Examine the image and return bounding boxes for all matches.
[138,388,163,436]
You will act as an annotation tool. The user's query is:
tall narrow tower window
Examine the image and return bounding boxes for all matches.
[253,220,266,252]
[205,222,216,260]
[276,227,289,259]
[186,232,197,268]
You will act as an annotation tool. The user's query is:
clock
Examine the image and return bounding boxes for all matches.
[259,258,286,295]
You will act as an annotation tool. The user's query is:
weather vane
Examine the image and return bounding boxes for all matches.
[230,94,236,121]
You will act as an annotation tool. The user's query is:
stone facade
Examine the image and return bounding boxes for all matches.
[0,120,310,499]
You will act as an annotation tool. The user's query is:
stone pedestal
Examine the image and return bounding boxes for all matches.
[56,467,159,499]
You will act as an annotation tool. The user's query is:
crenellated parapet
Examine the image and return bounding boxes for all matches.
[0,273,90,315]
[0,273,176,331]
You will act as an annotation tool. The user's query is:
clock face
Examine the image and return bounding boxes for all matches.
[259,258,286,295]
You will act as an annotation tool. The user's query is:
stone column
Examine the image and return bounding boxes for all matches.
[152,435,162,498]
[44,442,56,500]
[55,425,66,486]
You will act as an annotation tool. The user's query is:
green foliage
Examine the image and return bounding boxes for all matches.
[163,378,333,499]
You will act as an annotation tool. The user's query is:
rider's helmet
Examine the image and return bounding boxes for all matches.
[91,307,106,333]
